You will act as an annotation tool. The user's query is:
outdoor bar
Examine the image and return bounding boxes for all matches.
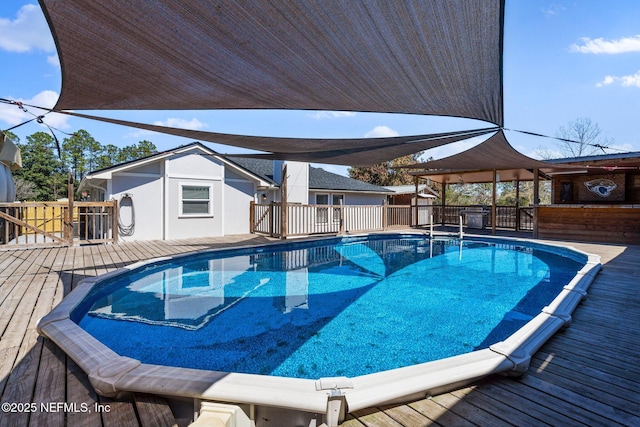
[407,136,640,245]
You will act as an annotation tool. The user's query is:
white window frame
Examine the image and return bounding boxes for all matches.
[315,193,344,224]
[315,193,330,224]
[331,194,344,222]
[179,182,214,217]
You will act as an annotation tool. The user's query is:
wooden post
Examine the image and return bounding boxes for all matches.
[382,199,388,231]
[441,181,447,226]
[339,199,344,234]
[413,176,419,227]
[491,169,497,235]
[515,179,520,231]
[280,164,287,239]
[112,199,119,243]
[269,202,274,237]
[533,168,539,238]
[66,173,74,244]
[249,200,255,234]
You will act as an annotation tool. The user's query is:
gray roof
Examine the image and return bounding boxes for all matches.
[544,151,640,164]
[227,156,391,193]
[84,142,392,194]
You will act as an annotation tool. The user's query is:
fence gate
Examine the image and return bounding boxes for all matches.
[0,201,118,248]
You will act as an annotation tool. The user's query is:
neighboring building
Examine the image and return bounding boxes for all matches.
[79,142,392,241]
[383,184,438,205]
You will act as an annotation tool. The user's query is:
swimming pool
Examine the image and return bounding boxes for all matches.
[37,233,602,426]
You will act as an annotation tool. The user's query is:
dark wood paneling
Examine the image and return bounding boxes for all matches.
[537,206,640,244]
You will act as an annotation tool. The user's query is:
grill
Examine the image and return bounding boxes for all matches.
[463,205,489,229]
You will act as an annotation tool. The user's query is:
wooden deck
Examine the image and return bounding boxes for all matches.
[0,233,638,426]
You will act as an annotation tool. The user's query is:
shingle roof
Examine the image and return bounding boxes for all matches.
[308,167,392,193]
[227,156,391,193]
[84,142,392,194]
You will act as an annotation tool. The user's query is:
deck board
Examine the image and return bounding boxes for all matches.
[0,234,638,426]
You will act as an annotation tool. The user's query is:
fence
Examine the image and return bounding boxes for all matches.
[251,202,533,238]
[250,203,533,237]
[431,205,534,231]
[0,201,118,247]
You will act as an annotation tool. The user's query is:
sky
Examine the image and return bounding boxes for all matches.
[1,1,639,176]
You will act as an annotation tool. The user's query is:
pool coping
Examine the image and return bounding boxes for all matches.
[36,232,602,426]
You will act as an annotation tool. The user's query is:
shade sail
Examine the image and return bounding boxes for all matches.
[223,129,497,166]
[61,111,498,166]
[0,132,22,170]
[41,0,504,126]
[400,130,561,171]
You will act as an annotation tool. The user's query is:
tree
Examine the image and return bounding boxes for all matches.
[95,144,121,170]
[555,117,613,158]
[13,177,37,201]
[62,129,101,182]
[116,140,158,163]
[13,132,67,201]
[348,152,423,186]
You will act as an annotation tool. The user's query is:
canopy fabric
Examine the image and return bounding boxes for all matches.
[61,111,498,166]
[400,130,562,171]
[0,132,22,170]
[220,128,496,166]
[41,0,504,126]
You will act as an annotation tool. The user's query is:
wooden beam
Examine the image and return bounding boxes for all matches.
[280,164,287,239]
[491,169,497,235]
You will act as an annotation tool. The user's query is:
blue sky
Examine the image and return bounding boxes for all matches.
[1,1,639,176]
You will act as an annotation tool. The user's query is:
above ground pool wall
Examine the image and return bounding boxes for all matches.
[36,233,602,427]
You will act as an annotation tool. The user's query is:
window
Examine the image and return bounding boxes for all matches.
[332,194,344,221]
[181,184,212,216]
[315,194,343,223]
[316,194,329,223]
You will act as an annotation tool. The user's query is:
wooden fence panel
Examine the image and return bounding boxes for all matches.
[0,201,117,248]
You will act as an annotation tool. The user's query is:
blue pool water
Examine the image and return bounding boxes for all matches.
[74,235,584,379]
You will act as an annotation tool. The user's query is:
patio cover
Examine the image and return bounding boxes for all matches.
[399,130,577,183]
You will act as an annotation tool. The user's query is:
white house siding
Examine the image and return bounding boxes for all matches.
[224,169,255,235]
[166,154,225,239]
[111,174,163,241]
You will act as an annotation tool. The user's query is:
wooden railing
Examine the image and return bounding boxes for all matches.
[432,205,534,231]
[0,201,118,247]
[251,202,533,238]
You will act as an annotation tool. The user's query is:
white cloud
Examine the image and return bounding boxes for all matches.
[364,125,399,138]
[152,117,207,130]
[540,4,566,16]
[570,35,640,54]
[0,90,68,130]
[47,54,60,68]
[308,111,357,120]
[0,4,55,53]
[597,70,640,88]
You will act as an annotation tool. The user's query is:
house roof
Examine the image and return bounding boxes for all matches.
[81,142,272,188]
[227,156,393,193]
[308,167,393,193]
[83,142,392,194]
[384,184,438,197]
[544,151,640,166]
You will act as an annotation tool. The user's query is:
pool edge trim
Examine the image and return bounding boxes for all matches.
[36,232,602,426]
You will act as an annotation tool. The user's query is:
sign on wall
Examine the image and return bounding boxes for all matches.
[578,174,625,202]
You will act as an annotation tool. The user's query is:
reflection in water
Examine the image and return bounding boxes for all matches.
[87,239,437,330]
[78,237,584,378]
